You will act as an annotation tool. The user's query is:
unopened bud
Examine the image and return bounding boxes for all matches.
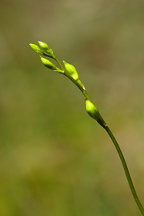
[38,41,49,50]
[40,57,58,70]
[29,43,43,54]
[38,41,55,59]
[47,48,55,59]
[85,100,106,127]
[63,61,79,80]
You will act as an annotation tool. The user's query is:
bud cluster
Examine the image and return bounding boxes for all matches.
[29,41,83,82]
[29,41,106,127]
[29,41,63,73]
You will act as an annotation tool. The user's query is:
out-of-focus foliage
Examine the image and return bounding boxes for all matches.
[0,0,144,215]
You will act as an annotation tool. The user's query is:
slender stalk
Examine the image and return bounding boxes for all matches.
[64,63,144,215]
[55,57,63,69]
[104,125,144,215]
[64,69,144,215]
[29,41,144,215]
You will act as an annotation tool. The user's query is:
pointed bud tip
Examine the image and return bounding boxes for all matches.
[38,41,49,49]
[40,56,57,70]
[85,100,97,114]
[40,56,44,60]
[29,43,35,48]
[40,56,48,64]
[85,99,106,127]
[29,43,42,54]
[63,61,79,80]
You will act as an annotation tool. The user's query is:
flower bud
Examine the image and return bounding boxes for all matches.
[38,41,49,50]
[85,99,106,127]
[29,43,43,54]
[63,61,79,80]
[38,41,55,58]
[40,57,58,70]
[47,48,55,59]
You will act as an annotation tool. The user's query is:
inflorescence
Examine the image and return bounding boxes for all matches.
[29,41,106,128]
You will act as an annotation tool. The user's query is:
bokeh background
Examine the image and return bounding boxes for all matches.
[0,0,144,215]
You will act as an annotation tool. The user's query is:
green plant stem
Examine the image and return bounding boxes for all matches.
[55,57,63,69]
[65,73,144,214]
[32,43,144,214]
[104,125,144,215]
[63,69,144,215]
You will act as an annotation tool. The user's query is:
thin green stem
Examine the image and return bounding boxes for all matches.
[104,125,144,215]
[66,75,89,99]
[66,72,144,214]
[55,57,63,69]
[31,42,144,214]
[55,57,144,214]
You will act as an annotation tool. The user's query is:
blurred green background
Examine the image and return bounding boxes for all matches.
[0,0,144,215]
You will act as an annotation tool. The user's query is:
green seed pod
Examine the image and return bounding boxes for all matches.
[63,61,79,80]
[40,57,58,70]
[38,41,49,50]
[85,99,106,127]
[29,43,43,54]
